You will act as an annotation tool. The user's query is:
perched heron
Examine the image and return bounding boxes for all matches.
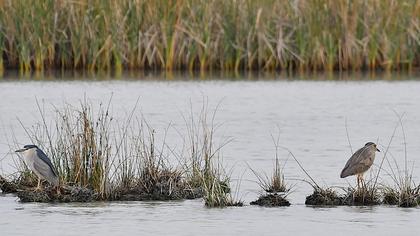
[15,145,59,190]
[340,142,380,189]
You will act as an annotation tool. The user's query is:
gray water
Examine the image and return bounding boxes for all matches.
[1,76,420,235]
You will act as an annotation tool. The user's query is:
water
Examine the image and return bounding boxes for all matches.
[1,75,420,235]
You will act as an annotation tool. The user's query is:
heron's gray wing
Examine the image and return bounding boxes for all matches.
[341,146,371,176]
[33,158,59,185]
[35,149,58,177]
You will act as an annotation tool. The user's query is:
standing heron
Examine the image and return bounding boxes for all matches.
[340,142,380,189]
[15,145,59,190]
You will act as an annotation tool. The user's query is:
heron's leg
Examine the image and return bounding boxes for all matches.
[361,174,366,190]
[360,174,366,190]
[35,179,42,191]
[356,175,361,190]
[55,184,61,195]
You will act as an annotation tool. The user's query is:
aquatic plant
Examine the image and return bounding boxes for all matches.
[179,102,242,207]
[382,185,420,207]
[380,114,420,207]
[0,0,418,72]
[250,155,288,194]
[201,168,243,207]
[342,182,382,206]
[250,134,290,207]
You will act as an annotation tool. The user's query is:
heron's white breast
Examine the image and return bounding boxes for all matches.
[22,148,37,171]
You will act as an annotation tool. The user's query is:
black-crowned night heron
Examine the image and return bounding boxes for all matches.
[340,142,380,189]
[15,145,59,190]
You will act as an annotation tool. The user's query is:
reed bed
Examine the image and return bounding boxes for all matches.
[0,0,418,73]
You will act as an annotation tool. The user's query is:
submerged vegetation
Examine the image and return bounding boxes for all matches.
[0,0,419,73]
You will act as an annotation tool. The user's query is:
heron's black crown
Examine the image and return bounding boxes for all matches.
[364,142,375,146]
[23,145,38,149]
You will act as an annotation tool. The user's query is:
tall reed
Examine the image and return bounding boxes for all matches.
[0,0,418,72]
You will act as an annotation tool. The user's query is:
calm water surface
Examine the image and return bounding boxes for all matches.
[1,75,420,235]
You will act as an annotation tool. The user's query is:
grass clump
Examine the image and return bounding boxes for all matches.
[8,99,117,200]
[0,175,18,193]
[0,171,38,194]
[2,99,228,203]
[183,103,242,207]
[202,172,243,208]
[382,185,420,207]
[250,137,291,207]
[250,194,290,207]
[110,124,201,201]
[342,183,381,206]
[305,187,343,206]
[16,186,99,203]
[379,113,420,207]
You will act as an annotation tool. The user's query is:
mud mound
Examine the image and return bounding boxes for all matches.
[17,186,99,203]
[305,188,344,206]
[112,184,203,201]
[250,194,290,207]
[0,175,18,194]
[342,188,381,206]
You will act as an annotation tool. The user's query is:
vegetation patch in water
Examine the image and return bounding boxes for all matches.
[249,136,291,207]
[382,185,420,207]
[0,175,19,194]
[111,169,204,201]
[17,186,98,203]
[2,100,235,204]
[382,188,400,205]
[250,193,290,207]
[305,188,344,206]
[342,186,381,206]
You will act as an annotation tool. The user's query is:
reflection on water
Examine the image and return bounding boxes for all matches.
[1,74,420,235]
[1,70,420,81]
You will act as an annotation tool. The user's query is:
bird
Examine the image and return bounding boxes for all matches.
[15,145,59,190]
[340,142,380,189]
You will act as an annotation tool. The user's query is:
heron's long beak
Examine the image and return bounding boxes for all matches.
[15,149,26,153]
[376,148,381,152]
